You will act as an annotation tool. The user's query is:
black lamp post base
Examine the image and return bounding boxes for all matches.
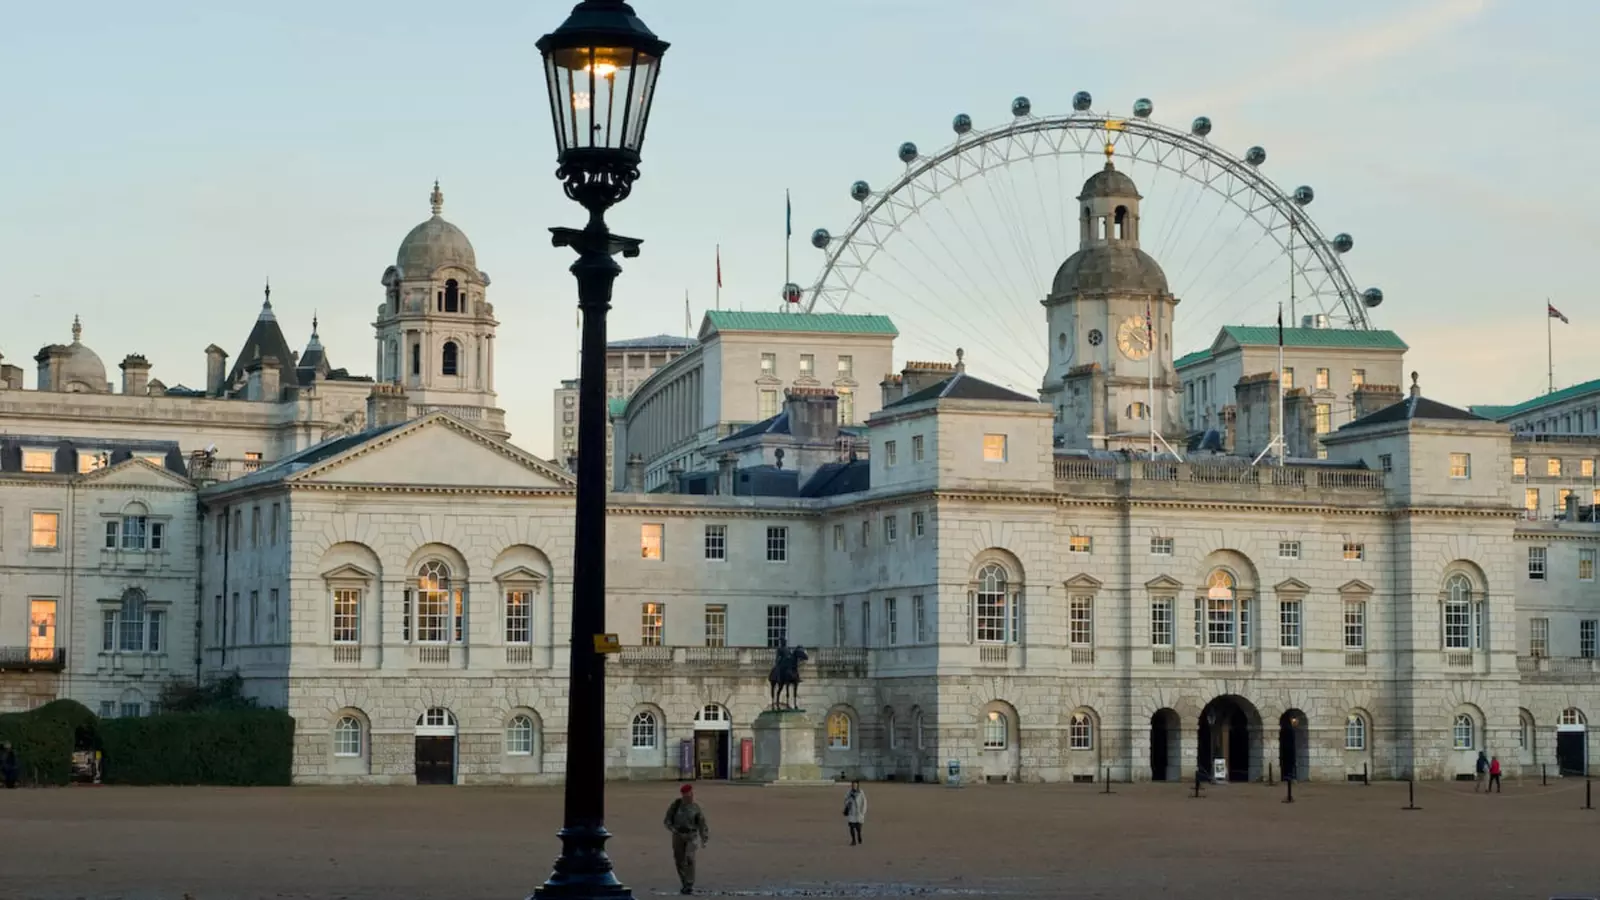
[531,826,635,900]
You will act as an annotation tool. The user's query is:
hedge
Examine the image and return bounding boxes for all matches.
[99,709,295,786]
[0,699,96,786]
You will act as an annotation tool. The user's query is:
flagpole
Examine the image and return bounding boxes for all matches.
[1147,303,1155,457]
[1548,297,1554,394]
[1277,302,1286,466]
[684,290,691,339]
[716,245,722,311]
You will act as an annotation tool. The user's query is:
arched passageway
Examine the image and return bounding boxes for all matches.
[1150,708,1181,781]
[1278,708,1310,781]
[1197,695,1261,783]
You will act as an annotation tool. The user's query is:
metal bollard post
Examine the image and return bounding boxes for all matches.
[1103,767,1112,794]
[1192,767,1202,799]
[1363,762,1369,786]
[1403,777,1421,811]
[1283,777,1294,804]
[1587,778,1593,811]
[1542,763,1548,786]
[1267,762,1275,786]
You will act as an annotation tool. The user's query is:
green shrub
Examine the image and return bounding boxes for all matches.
[99,709,294,786]
[0,702,84,786]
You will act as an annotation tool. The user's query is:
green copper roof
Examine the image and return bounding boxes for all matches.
[1471,376,1600,421]
[1175,326,1409,369]
[703,310,898,336]
[608,398,627,417]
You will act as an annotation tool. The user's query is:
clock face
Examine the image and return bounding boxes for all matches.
[1117,315,1152,361]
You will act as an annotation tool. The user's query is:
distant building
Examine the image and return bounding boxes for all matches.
[551,334,696,476]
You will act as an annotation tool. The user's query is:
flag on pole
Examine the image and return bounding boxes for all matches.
[785,190,792,239]
[1145,299,1153,346]
[1277,305,1284,345]
[1549,302,1570,324]
[716,245,722,289]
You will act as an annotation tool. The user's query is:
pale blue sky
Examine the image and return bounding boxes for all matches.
[3,0,1596,452]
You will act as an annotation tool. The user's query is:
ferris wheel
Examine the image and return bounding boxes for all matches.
[797,92,1384,391]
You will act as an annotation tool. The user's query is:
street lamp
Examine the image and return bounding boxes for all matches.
[532,3,668,899]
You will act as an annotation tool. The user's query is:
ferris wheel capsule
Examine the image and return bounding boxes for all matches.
[898,141,919,164]
[1011,96,1031,117]
[782,282,803,305]
[1245,146,1266,166]
[1191,116,1212,137]
[1332,233,1353,254]
[1293,185,1314,206]
[1133,98,1154,118]
[1362,287,1383,308]
[1072,91,1093,112]
[850,180,871,202]
[811,228,832,250]
[953,113,973,134]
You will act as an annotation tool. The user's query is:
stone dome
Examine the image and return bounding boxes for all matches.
[1078,163,1141,200]
[55,316,109,391]
[1051,245,1169,296]
[395,181,478,278]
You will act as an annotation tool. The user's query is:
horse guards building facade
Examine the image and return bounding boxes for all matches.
[2,174,1598,788]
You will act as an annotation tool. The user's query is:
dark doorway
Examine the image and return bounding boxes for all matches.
[1150,709,1180,781]
[1198,696,1255,782]
[1557,730,1587,776]
[1279,709,1309,782]
[694,731,730,779]
[415,736,456,785]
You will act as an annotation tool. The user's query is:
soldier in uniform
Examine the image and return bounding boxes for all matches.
[663,783,710,895]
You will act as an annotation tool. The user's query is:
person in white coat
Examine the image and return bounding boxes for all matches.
[843,780,867,845]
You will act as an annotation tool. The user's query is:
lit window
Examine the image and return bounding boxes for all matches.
[1548,458,1563,477]
[1068,535,1092,554]
[30,512,60,549]
[1343,600,1366,650]
[1513,457,1527,477]
[766,526,788,562]
[21,449,54,473]
[1204,570,1238,647]
[1583,549,1597,583]
[332,589,361,644]
[1530,617,1549,657]
[1278,541,1300,560]
[884,440,897,467]
[983,711,1008,750]
[1529,546,1547,581]
[506,715,535,755]
[1315,404,1331,434]
[973,563,1014,643]
[334,716,363,757]
[1315,368,1329,390]
[413,561,455,643]
[1069,712,1092,750]
[704,605,726,648]
[836,356,853,379]
[1449,453,1470,479]
[1526,488,1540,513]
[1282,368,1294,390]
[77,452,107,474]
[1585,459,1596,478]
[1343,542,1365,561]
[703,524,726,561]
[640,523,664,560]
[631,711,658,749]
[1453,714,1474,750]
[1345,714,1366,751]
[1351,369,1366,388]
[760,352,776,375]
[640,603,664,647]
[827,711,852,750]
[982,434,1007,462]
[1150,537,1173,556]
[504,590,531,644]
[837,388,854,425]
[799,354,814,377]
[758,389,779,420]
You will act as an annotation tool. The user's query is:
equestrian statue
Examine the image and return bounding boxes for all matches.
[767,639,809,710]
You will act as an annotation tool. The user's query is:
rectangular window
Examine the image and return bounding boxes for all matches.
[30,512,59,549]
[640,523,664,560]
[505,590,531,644]
[1582,549,1596,582]
[215,515,224,552]
[832,523,845,551]
[1529,546,1547,580]
[703,605,727,648]
[1315,368,1330,390]
[1069,596,1093,646]
[1530,617,1550,658]
[884,440,897,467]
[837,355,853,378]
[250,507,260,547]
[1526,488,1541,513]
[104,520,118,549]
[213,595,224,646]
[833,604,846,647]
[150,522,164,552]
[416,584,448,644]
[121,516,147,551]
[860,600,872,648]
[1379,454,1393,473]
[1343,542,1365,561]
[760,352,776,375]
[1513,456,1527,477]
[1585,459,1596,478]
[912,511,926,538]
[913,595,927,644]
[332,589,361,643]
[1282,367,1294,390]
[703,524,727,561]
[270,503,280,546]
[1351,369,1366,388]
[640,603,664,646]
[1449,453,1471,479]
[1278,540,1301,560]
[1549,458,1563,477]
[766,526,789,562]
[886,597,898,645]
[1207,597,1236,646]
[1582,619,1597,659]
[883,516,897,542]
[1150,536,1174,556]
[758,389,779,420]
[1343,600,1366,650]
[861,519,870,546]
[266,589,278,644]
[1150,598,1173,647]
[912,434,925,461]
[77,451,106,474]
[1068,535,1092,554]
[121,702,143,719]
[1560,488,1573,512]
[1315,404,1331,434]
[21,449,53,473]
[798,353,814,377]
[232,510,241,550]
[975,589,1007,643]
[766,604,789,648]
[982,434,1008,462]
[1279,600,1302,649]
[246,590,258,644]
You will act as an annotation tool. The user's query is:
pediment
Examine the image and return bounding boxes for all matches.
[291,414,576,491]
[322,563,377,582]
[1274,577,1312,595]
[1145,574,1184,592]
[81,458,194,491]
[1338,578,1375,596]
[495,565,547,585]
[1064,573,1103,591]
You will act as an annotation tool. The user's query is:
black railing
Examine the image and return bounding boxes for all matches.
[0,647,67,672]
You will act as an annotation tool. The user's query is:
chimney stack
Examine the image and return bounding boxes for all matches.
[205,344,229,396]
[366,383,409,428]
[625,453,645,492]
[1352,383,1404,419]
[1408,371,1421,399]
[120,354,151,396]
[716,452,737,496]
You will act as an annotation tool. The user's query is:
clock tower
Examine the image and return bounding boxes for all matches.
[1040,148,1182,452]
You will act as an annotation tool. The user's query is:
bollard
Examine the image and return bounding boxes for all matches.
[1192,768,1203,799]
[1267,762,1275,786]
[1283,777,1294,804]
[1103,767,1112,794]
[1363,762,1369,786]
[1587,778,1593,811]
[1403,777,1421,811]
[1543,764,1548,787]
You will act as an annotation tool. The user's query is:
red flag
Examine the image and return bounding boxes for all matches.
[1549,302,1569,324]
[716,245,722,289]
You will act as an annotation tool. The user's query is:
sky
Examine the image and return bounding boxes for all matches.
[3,0,1597,453]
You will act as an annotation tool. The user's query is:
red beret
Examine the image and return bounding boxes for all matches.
[680,783,693,794]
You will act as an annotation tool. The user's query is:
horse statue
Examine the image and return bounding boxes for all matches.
[768,640,809,710]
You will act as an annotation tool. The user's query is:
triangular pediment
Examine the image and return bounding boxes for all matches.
[292,414,575,490]
[80,458,194,490]
[1274,577,1312,594]
[1145,574,1184,592]
[1338,578,1375,596]
[1064,573,1103,591]
[322,562,377,581]
[495,565,547,584]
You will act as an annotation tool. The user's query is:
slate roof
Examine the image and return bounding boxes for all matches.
[1469,377,1600,421]
[208,421,409,491]
[224,300,298,392]
[607,334,697,350]
[1343,394,1484,429]
[702,310,898,336]
[883,372,1038,410]
[0,435,186,476]
[1176,326,1409,369]
[800,459,870,497]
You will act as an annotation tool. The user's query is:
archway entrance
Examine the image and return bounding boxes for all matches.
[692,704,731,779]
[1557,708,1588,776]
[1279,709,1309,781]
[1197,696,1259,782]
[1150,709,1181,781]
[415,707,458,785]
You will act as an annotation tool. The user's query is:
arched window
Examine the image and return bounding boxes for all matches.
[410,343,421,376]
[974,563,1015,644]
[1559,707,1586,727]
[105,588,159,654]
[1113,205,1127,240]
[1202,568,1243,648]
[1519,711,1534,749]
[1069,712,1093,750]
[1453,713,1475,749]
[419,707,457,728]
[827,711,853,750]
[1126,401,1148,420]
[1443,573,1479,650]
[982,711,1008,750]
[441,341,459,376]
[630,711,658,749]
[886,712,898,750]
[506,714,535,755]
[1345,713,1367,751]
[334,716,363,757]
[415,561,456,643]
[914,710,926,750]
[444,279,461,313]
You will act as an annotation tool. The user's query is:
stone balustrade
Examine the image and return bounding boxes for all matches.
[1053,457,1384,497]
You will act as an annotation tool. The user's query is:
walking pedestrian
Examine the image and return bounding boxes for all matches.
[1488,755,1502,792]
[1,742,17,789]
[1474,750,1488,791]
[843,779,867,845]
[663,783,709,895]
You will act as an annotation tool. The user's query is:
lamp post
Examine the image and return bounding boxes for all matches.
[532,3,668,899]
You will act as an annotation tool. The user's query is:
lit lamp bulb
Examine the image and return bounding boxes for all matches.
[588,62,618,78]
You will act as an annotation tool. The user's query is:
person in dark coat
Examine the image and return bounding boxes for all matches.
[1,742,19,789]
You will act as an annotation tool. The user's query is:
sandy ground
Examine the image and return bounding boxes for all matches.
[1,777,1598,899]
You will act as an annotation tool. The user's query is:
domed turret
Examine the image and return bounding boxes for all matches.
[1050,147,1169,296]
[395,181,479,278]
[35,315,110,393]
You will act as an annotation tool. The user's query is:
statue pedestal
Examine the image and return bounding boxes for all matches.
[746,709,830,786]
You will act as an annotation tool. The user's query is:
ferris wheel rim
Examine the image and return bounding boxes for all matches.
[804,107,1371,331]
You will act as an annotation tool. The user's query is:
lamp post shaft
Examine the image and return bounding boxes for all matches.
[533,211,635,900]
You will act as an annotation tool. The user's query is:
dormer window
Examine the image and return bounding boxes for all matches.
[22,449,54,473]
